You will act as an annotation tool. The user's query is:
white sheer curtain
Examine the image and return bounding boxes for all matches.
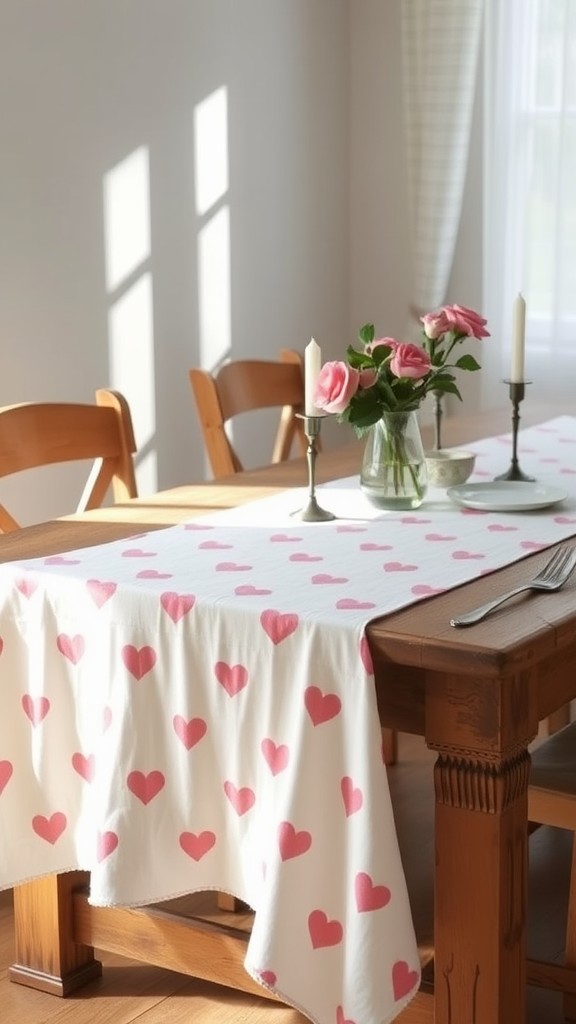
[483,0,576,403]
[402,0,484,323]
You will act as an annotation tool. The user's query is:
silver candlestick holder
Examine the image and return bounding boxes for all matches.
[291,413,336,522]
[495,380,535,482]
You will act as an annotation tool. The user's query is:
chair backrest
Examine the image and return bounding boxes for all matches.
[189,349,308,478]
[0,388,138,532]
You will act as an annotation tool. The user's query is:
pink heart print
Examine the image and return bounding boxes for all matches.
[270,534,302,542]
[336,525,366,533]
[86,579,117,607]
[97,830,119,862]
[179,830,216,861]
[16,576,38,598]
[289,552,323,562]
[261,738,289,775]
[336,1007,357,1024]
[425,533,456,542]
[122,644,157,680]
[411,584,445,596]
[136,569,173,579]
[184,523,214,530]
[173,715,207,750]
[488,524,518,532]
[260,609,299,644]
[127,770,165,804]
[308,909,343,949]
[360,635,373,674]
[520,540,549,551]
[278,821,312,861]
[72,752,96,783]
[304,686,342,726]
[452,550,485,560]
[311,574,349,584]
[392,960,420,1000]
[555,515,576,524]
[0,760,13,795]
[341,776,363,816]
[102,706,113,732]
[223,781,256,815]
[354,871,391,912]
[336,598,376,610]
[160,592,196,623]
[214,661,249,697]
[32,812,67,844]
[383,562,418,572]
[56,633,85,664]
[216,562,253,572]
[359,542,392,551]
[44,555,80,565]
[22,694,50,725]
[122,547,157,558]
[400,516,431,524]
[258,970,277,986]
[234,585,273,596]
[198,540,233,549]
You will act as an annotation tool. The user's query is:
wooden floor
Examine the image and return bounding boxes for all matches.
[1,732,572,1023]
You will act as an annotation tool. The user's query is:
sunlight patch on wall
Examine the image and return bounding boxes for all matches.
[103,146,157,492]
[194,86,231,371]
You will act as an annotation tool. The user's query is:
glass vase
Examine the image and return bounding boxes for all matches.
[360,410,428,510]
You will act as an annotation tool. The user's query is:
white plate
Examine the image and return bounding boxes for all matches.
[447,481,568,512]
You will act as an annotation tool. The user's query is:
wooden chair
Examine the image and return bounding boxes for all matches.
[527,720,576,1019]
[0,388,138,532]
[189,349,309,479]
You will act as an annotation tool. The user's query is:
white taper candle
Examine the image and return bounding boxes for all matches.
[511,293,526,383]
[304,338,322,415]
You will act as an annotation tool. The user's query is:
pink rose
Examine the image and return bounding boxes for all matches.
[314,360,360,414]
[389,343,431,380]
[421,304,489,340]
[365,336,398,356]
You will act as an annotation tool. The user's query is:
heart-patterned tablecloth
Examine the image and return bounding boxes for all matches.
[1,416,575,1024]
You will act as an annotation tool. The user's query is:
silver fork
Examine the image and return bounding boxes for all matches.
[450,544,576,627]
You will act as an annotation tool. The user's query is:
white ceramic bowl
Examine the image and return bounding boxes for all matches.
[424,449,476,488]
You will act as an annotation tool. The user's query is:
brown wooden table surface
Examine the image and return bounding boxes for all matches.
[4,403,576,1024]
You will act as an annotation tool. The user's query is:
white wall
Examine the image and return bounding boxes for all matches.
[0,0,484,526]
[0,0,349,523]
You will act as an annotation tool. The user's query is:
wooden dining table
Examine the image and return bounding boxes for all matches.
[4,403,576,1024]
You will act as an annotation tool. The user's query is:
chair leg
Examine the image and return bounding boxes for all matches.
[565,836,576,1021]
[382,728,398,766]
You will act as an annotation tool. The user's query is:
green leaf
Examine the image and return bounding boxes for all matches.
[455,354,481,371]
[358,323,375,346]
[346,345,373,369]
[429,378,462,400]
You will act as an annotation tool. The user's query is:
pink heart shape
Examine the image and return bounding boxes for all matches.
[554,515,576,524]
[488,524,517,532]
[214,661,249,697]
[44,555,80,565]
[425,533,456,542]
[56,633,85,664]
[184,523,214,531]
[0,760,13,795]
[223,781,256,815]
[179,830,216,861]
[411,584,445,596]
[198,540,233,549]
[215,562,253,571]
[341,776,363,816]
[102,705,112,732]
[336,525,366,533]
[32,812,67,845]
[86,579,117,606]
[136,569,173,579]
[400,516,431,524]
[127,770,165,805]
[289,552,323,562]
[270,534,302,542]
[161,592,195,623]
[235,584,273,596]
[122,548,157,558]
[308,909,343,949]
[261,738,289,775]
[354,871,391,912]
[97,830,119,862]
[305,686,341,726]
[278,821,312,861]
[22,694,50,725]
[520,540,549,550]
[311,573,349,584]
[122,644,157,680]
[360,635,373,674]
[452,550,485,560]
[392,960,420,1000]
[16,576,38,598]
[259,970,277,987]
[72,752,95,783]
[260,609,299,644]
[173,715,207,750]
[383,562,417,572]
[359,542,392,551]
[336,598,376,610]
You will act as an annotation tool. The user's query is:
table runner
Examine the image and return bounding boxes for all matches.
[1,415,575,1024]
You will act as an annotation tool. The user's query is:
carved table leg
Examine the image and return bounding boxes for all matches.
[10,871,102,995]
[427,671,536,1024]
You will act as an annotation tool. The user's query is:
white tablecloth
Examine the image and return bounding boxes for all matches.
[1,416,575,1024]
